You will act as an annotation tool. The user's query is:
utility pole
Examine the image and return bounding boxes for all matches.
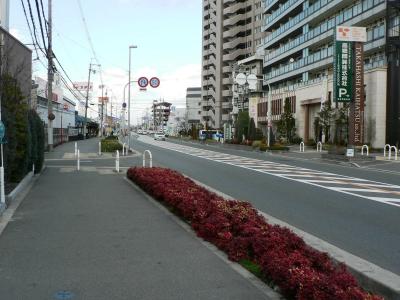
[47,0,54,151]
[0,29,5,205]
[99,84,104,137]
[84,63,92,139]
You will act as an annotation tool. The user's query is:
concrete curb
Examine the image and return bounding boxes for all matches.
[123,177,283,300]
[189,177,400,300]
[0,166,44,235]
[5,171,34,206]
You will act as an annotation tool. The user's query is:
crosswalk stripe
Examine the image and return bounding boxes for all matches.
[139,137,400,208]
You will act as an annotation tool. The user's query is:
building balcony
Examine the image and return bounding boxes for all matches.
[222,101,233,110]
[222,77,232,85]
[223,2,246,16]
[223,13,245,28]
[223,24,248,39]
[264,0,303,31]
[223,48,247,62]
[223,38,245,51]
[222,90,233,97]
[264,0,386,66]
[263,0,385,48]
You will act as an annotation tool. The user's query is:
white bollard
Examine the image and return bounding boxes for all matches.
[116,150,120,173]
[384,144,391,158]
[299,142,305,153]
[77,150,80,171]
[361,145,369,156]
[143,150,153,168]
[0,166,5,204]
[389,146,398,161]
[32,164,35,174]
[75,142,77,157]
[99,141,102,156]
[317,142,322,152]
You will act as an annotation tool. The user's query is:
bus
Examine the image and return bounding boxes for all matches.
[199,130,223,141]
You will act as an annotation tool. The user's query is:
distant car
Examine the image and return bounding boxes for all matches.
[142,130,148,135]
[154,133,166,141]
[138,129,143,134]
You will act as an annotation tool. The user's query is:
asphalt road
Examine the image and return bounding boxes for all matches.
[124,135,400,276]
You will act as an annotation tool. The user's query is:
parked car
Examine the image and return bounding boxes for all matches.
[154,133,166,141]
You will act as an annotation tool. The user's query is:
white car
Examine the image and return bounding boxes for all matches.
[154,133,166,141]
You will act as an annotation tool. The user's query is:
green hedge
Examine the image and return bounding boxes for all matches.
[101,139,122,152]
[259,144,290,151]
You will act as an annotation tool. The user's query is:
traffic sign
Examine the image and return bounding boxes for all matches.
[149,77,160,88]
[138,77,149,88]
[0,121,5,140]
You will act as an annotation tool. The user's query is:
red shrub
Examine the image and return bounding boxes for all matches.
[127,167,382,300]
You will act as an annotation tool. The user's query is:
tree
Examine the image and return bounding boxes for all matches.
[1,75,30,182]
[318,101,335,143]
[333,103,349,145]
[277,98,296,143]
[234,111,250,141]
[247,118,256,141]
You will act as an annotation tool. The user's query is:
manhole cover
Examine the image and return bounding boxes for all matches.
[54,290,75,300]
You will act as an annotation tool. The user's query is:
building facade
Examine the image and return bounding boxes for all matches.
[201,0,264,129]
[0,27,32,100]
[260,0,399,147]
[186,87,202,125]
[0,0,9,31]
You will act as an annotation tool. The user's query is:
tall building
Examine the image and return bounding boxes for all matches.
[260,0,400,147]
[186,87,202,125]
[201,0,264,129]
[0,0,9,31]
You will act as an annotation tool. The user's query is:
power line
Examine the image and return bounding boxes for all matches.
[39,0,48,35]
[20,0,40,59]
[25,0,46,57]
[34,0,48,51]
[76,0,103,85]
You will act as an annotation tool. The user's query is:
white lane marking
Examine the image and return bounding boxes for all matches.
[138,137,400,208]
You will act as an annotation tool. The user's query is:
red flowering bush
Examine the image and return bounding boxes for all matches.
[127,167,382,300]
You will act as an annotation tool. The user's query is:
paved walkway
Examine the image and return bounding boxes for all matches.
[0,138,274,300]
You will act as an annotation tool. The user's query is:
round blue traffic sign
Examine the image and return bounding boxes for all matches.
[138,77,149,88]
[0,121,5,140]
[149,77,160,88]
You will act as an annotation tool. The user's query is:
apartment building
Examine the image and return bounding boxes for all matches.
[260,0,400,147]
[201,0,264,129]
[186,87,202,125]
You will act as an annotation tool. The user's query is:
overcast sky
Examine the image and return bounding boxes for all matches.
[9,0,202,123]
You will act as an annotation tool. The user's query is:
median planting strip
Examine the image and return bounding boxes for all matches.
[127,167,382,300]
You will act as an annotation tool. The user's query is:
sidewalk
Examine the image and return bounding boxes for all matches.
[0,139,274,300]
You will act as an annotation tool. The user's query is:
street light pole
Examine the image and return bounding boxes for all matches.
[84,62,99,139]
[267,82,271,147]
[47,0,54,151]
[128,45,137,149]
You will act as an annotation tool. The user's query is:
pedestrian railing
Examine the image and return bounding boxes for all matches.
[115,150,120,172]
[361,145,369,156]
[143,150,153,168]
[317,142,323,152]
[299,142,305,153]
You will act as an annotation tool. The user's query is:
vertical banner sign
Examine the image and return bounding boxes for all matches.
[335,26,367,146]
[350,42,365,145]
[334,41,353,102]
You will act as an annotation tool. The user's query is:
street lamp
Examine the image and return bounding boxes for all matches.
[128,45,138,149]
